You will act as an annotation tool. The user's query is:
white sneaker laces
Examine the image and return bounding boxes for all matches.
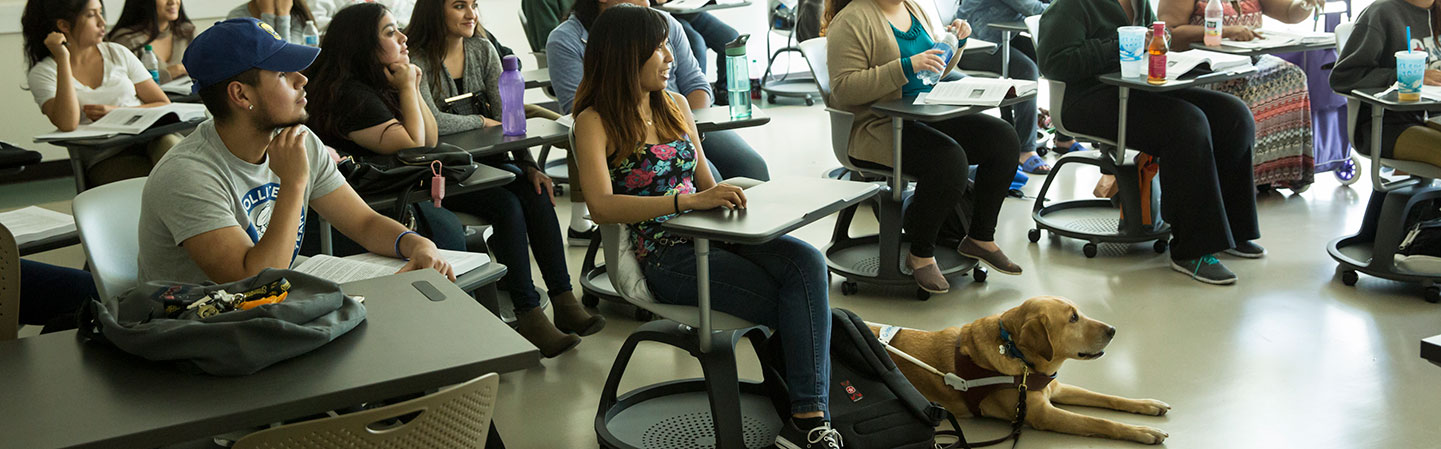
[808,424,844,448]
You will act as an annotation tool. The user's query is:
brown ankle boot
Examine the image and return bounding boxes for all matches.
[551,291,606,336]
[514,308,580,358]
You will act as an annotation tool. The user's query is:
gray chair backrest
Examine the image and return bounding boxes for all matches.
[0,224,17,341]
[234,373,500,449]
[73,177,146,302]
[1026,15,1118,148]
[797,37,867,173]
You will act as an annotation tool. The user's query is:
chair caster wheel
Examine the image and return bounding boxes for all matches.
[973,266,987,283]
[1083,243,1098,258]
[1154,239,1168,254]
[841,281,858,296]
[1028,228,1041,243]
[916,287,931,301]
[1426,286,1440,304]
[1341,269,1358,286]
[581,294,600,308]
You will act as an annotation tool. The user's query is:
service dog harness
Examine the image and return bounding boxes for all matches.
[875,323,1057,448]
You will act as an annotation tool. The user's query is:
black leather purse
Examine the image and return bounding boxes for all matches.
[338,143,479,221]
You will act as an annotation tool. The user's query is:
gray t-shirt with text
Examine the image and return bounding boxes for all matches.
[138,120,344,285]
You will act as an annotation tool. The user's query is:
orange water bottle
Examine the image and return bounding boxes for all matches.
[1147,22,1169,85]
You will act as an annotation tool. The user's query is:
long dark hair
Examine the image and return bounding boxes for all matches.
[821,0,855,36]
[20,0,98,68]
[107,0,194,48]
[405,0,479,98]
[573,5,688,167]
[305,3,398,144]
[569,0,603,30]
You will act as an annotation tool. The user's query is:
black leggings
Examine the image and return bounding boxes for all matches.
[1061,87,1259,260]
[889,113,1020,258]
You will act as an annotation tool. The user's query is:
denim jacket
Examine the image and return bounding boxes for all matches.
[955,0,1049,43]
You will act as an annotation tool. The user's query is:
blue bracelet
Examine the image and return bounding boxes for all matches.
[394,231,418,259]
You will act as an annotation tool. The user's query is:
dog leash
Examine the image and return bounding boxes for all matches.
[872,325,1029,449]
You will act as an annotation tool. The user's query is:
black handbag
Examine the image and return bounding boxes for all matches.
[339,143,479,221]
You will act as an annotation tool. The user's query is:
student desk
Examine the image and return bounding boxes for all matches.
[523,69,551,90]
[0,269,540,449]
[437,118,570,160]
[291,254,508,314]
[1187,37,1334,57]
[1425,335,1441,368]
[48,118,205,193]
[692,105,771,132]
[595,177,877,449]
[656,0,752,15]
[316,162,518,256]
[989,20,1032,78]
[1328,88,1441,301]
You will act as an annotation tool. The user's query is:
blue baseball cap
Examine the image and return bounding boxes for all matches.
[183,18,320,94]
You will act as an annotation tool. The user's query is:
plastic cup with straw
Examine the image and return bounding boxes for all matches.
[1397,26,1427,101]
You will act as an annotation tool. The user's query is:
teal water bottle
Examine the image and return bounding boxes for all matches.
[725,35,751,120]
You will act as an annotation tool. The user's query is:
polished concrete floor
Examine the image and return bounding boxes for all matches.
[11,3,1441,447]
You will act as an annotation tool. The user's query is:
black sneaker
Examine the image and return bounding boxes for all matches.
[567,226,596,247]
[776,420,843,449]
[1170,255,1237,285]
[1224,241,1267,259]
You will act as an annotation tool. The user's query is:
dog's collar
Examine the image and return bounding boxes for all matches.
[998,322,1037,370]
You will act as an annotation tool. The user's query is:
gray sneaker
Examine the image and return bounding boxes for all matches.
[1170,255,1236,285]
[1224,241,1267,259]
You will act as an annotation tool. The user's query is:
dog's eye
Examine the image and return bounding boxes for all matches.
[1070,312,1079,323]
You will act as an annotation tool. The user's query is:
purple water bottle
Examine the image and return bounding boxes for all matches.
[499,55,526,136]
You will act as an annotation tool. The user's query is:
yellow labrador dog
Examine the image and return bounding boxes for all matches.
[870,296,1171,444]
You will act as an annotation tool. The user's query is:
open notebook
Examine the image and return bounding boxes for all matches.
[160,76,193,96]
[1218,29,1333,50]
[1165,49,1254,80]
[34,103,207,142]
[293,249,491,284]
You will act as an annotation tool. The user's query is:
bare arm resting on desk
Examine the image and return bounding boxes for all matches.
[309,181,455,280]
[573,92,746,224]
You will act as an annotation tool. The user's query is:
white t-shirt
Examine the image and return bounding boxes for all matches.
[26,42,152,124]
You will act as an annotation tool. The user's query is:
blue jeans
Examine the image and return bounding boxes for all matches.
[448,161,572,312]
[674,12,740,86]
[19,260,96,332]
[641,236,831,416]
[701,130,770,182]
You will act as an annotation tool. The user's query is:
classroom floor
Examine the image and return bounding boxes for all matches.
[21,98,1440,448]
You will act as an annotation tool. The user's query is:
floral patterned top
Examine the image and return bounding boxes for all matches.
[610,136,699,260]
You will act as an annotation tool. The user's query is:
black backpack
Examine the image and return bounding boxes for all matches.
[765,308,952,449]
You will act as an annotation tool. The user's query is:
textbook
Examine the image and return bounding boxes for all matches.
[33,103,207,143]
[921,78,1037,107]
[1219,29,1333,49]
[293,249,491,284]
[159,76,193,95]
[1165,49,1254,79]
[0,206,75,246]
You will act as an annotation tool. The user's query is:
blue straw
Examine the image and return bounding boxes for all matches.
[1408,26,1413,53]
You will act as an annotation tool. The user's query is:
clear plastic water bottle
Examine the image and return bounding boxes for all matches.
[141,44,160,82]
[917,31,958,85]
[1203,0,1223,46]
[303,21,320,47]
[725,35,751,120]
[499,55,527,136]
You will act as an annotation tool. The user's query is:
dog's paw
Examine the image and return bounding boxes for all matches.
[1135,399,1171,416]
[1131,426,1168,445]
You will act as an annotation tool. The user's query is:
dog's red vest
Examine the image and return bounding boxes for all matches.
[952,344,1055,417]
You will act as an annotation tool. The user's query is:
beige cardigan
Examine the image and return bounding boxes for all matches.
[827,0,960,165]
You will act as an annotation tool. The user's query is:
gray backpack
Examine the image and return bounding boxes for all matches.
[78,269,366,376]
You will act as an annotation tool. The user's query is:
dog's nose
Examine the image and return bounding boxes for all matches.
[1105,326,1116,338]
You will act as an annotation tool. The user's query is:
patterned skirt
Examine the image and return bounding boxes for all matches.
[1207,55,1314,187]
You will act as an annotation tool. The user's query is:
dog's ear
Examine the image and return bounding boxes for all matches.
[1019,317,1054,363]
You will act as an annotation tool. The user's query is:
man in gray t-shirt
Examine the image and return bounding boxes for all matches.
[138,18,454,285]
